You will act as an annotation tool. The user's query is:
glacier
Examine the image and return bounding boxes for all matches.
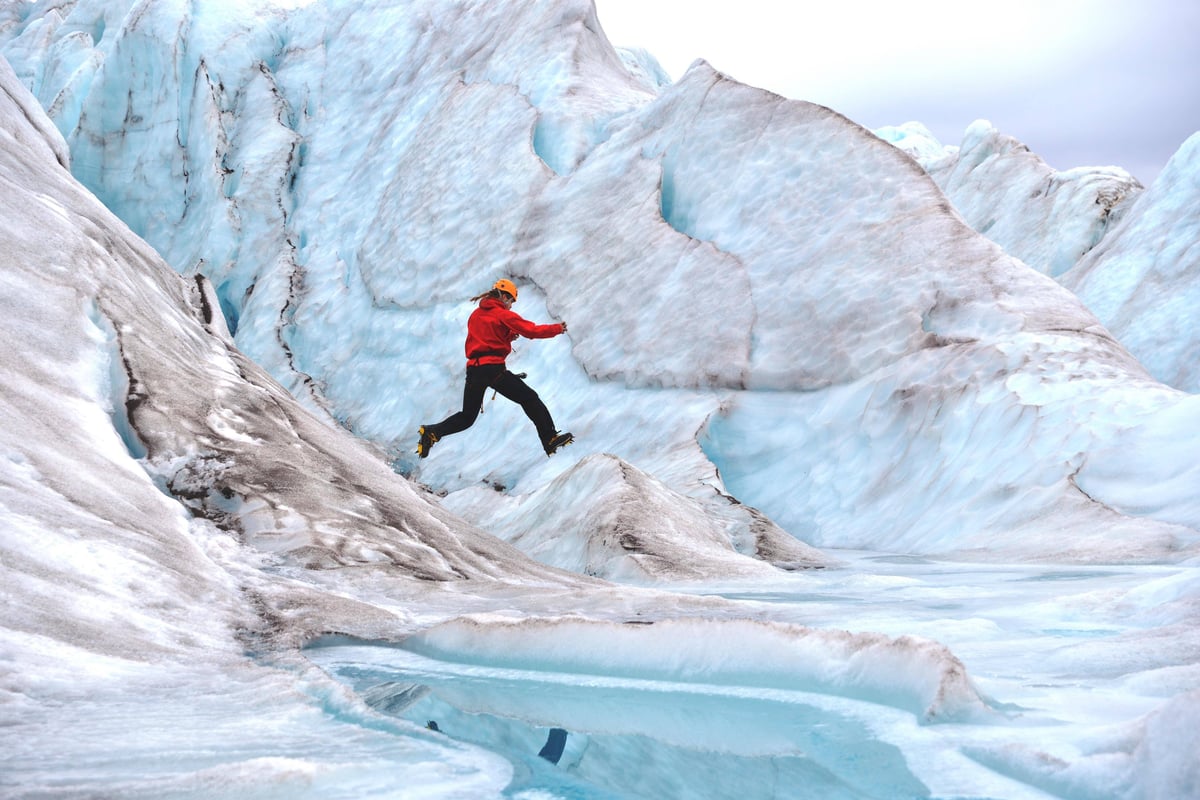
[1,0,1198,798]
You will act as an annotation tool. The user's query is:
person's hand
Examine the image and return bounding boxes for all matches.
[560,321,568,333]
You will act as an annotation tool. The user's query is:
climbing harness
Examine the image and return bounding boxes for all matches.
[480,371,526,414]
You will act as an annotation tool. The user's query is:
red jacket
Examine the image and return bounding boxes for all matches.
[464,297,564,366]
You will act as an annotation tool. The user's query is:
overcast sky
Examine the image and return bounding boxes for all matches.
[593,0,1199,184]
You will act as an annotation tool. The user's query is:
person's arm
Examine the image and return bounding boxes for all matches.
[499,307,567,339]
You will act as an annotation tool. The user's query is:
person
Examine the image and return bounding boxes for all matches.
[417,279,573,458]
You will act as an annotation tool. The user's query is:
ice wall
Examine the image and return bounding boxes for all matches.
[879,120,1143,278]
[1062,133,1200,393]
[880,119,1199,396]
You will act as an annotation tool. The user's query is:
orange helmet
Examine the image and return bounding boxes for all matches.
[493,278,518,300]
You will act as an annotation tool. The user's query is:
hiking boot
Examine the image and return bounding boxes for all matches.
[416,425,440,458]
[543,431,573,457]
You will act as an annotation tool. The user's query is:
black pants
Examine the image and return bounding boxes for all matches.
[430,363,557,445]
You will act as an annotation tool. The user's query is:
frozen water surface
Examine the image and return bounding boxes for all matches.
[305,553,1197,799]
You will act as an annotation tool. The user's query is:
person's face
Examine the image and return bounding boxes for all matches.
[501,292,515,308]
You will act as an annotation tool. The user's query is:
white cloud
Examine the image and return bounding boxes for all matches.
[594,0,1199,181]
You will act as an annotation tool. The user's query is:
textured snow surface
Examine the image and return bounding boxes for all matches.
[2,0,1199,797]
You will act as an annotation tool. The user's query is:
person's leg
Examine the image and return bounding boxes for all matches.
[492,370,557,445]
[429,364,502,437]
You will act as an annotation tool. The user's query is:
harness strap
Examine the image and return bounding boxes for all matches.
[480,371,528,414]
[467,348,508,367]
